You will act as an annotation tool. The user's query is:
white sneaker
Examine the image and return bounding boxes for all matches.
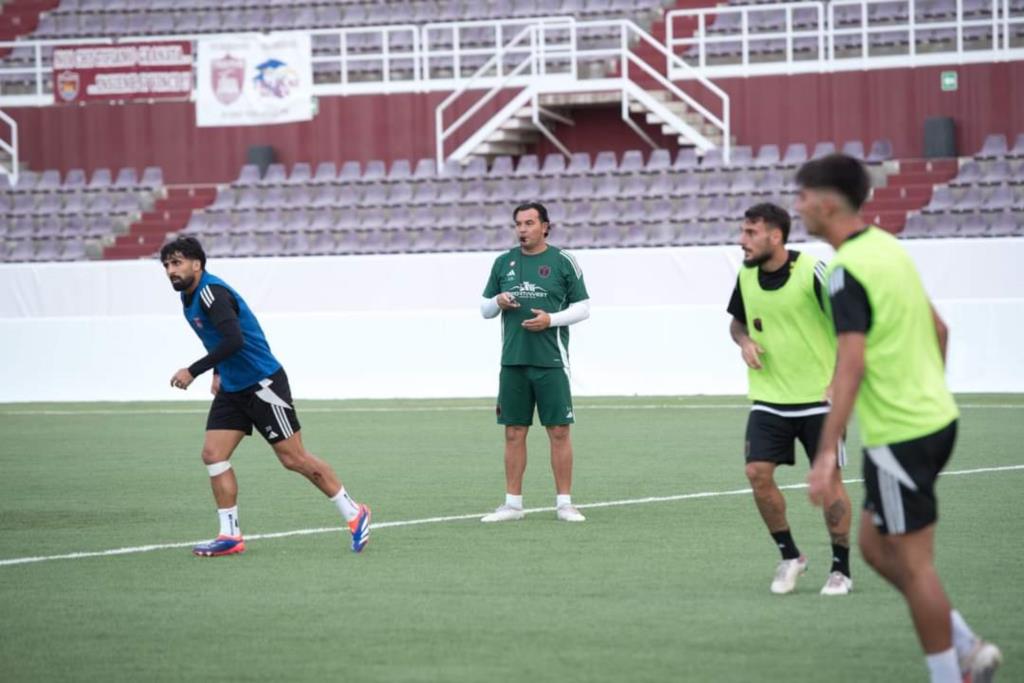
[556,505,586,522]
[819,571,853,596]
[480,504,525,523]
[770,555,808,594]
[960,640,1002,683]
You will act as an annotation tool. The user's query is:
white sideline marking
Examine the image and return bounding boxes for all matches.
[1,403,1020,416]
[1,464,1021,569]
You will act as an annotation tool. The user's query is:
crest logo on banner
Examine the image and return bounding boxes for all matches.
[253,59,299,99]
[57,71,80,102]
[212,54,245,105]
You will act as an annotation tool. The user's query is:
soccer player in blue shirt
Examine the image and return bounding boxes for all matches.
[161,236,370,556]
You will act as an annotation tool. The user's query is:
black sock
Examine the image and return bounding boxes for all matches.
[770,529,800,560]
[831,544,851,577]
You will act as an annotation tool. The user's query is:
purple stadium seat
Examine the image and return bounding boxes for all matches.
[515,155,540,176]
[288,163,312,185]
[753,144,781,167]
[88,168,112,189]
[38,169,62,191]
[113,167,138,188]
[645,149,671,173]
[488,156,514,178]
[986,185,1014,211]
[982,160,1012,184]
[619,150,645,174]
[782,144,808,166]
[260,164,286,186]
[140,167,164,187]
[977,133,1008,158]
[952,161,983,185]
[674,148,699,170]
[312,162,337,184]
[566,152,592,175]
[363,160,387,182]
[540,153,567,176]
[954,186,984,212]
[234,165,261,186]
[811,142,837,159]
[339,161,362,184]
[592,151,618,174]
[1009,134,1024,158]
[842,140,866,160]
[867,139,893,162]
[619,174,648,198]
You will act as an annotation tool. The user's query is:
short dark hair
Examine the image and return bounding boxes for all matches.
[513,201,551,237]
[160,236,206,269]
[744,202,791,243]
[512,201,549,225]
[794,153,871,210]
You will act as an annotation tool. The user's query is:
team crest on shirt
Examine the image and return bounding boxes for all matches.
[193,317,204,329]
[538,265,551,278]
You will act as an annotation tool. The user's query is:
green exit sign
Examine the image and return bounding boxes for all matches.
[941,71,958,92]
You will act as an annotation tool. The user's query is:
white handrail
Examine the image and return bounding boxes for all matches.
[435,23,544,172]
[666,0,1022,78]
[0,108,18,188]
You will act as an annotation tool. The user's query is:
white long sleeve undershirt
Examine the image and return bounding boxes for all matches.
[480,297,590,326]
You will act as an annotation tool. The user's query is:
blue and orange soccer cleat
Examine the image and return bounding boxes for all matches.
[348,504,371,553]
[192,535,245,557]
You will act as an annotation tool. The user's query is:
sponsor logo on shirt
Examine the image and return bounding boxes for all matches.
[511,281,548,299]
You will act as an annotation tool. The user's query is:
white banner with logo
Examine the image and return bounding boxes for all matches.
[196,33,312,127]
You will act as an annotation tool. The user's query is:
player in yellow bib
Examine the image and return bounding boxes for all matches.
[479,202,591,523]
[799,154,1001,683]
[727,203,853,596]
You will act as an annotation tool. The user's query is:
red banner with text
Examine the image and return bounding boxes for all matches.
[53,42,193,104]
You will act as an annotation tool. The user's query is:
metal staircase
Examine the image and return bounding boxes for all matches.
[435,18,731,169]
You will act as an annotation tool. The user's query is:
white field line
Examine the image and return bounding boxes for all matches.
[1,403,1020,416]
[1,464,1021,569]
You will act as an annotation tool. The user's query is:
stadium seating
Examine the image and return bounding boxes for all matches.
[904,134,1024,239]
[172,140,892,259]
[0,165,162,262]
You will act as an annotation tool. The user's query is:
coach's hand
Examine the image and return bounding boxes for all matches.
[496,292,520,310]
[522,309,551,332]
[807,450,837,507]
[170,368,195,390]
[740,338,764,370]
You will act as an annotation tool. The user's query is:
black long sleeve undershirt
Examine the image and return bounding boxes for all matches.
[187,285,244,377]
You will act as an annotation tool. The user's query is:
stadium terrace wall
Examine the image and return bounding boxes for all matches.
[535,61,1024,161]
[1,239,1021,402]
[11,61,1024,182]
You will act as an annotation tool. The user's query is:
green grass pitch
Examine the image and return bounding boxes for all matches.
[1,395,1021,682]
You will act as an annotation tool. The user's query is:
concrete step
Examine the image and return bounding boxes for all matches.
[473,141,528,156]
[488,128,540,144]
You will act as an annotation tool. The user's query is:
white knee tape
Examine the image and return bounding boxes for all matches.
[206,461,232,477]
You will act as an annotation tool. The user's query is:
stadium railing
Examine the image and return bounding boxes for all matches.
[666,0,1024,78]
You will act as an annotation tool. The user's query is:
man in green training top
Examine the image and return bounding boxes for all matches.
[800,154,1002,683]
[727,202,853,596]
[479,201,591,523]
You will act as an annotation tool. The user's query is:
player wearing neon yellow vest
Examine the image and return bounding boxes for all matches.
[798,155,1001,683]
[727,202,853,597]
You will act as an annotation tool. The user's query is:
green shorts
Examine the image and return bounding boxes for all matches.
[497,365,575,426]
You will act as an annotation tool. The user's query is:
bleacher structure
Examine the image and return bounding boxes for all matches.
[0,0,1021,262]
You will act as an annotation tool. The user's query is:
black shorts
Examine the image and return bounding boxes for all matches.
[863,420,957,535]
[206,367,301,445]
[745,404,846,467]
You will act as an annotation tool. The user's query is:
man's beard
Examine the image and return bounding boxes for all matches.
[170,274,194,291]
[742,250,771,268]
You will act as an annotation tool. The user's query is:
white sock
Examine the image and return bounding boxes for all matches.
[217,506,240,538]
[505,493,523,509]
[925,648,960,683]
[556,494,572,508]
[950,609,978,660]
[332,488,360,522]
